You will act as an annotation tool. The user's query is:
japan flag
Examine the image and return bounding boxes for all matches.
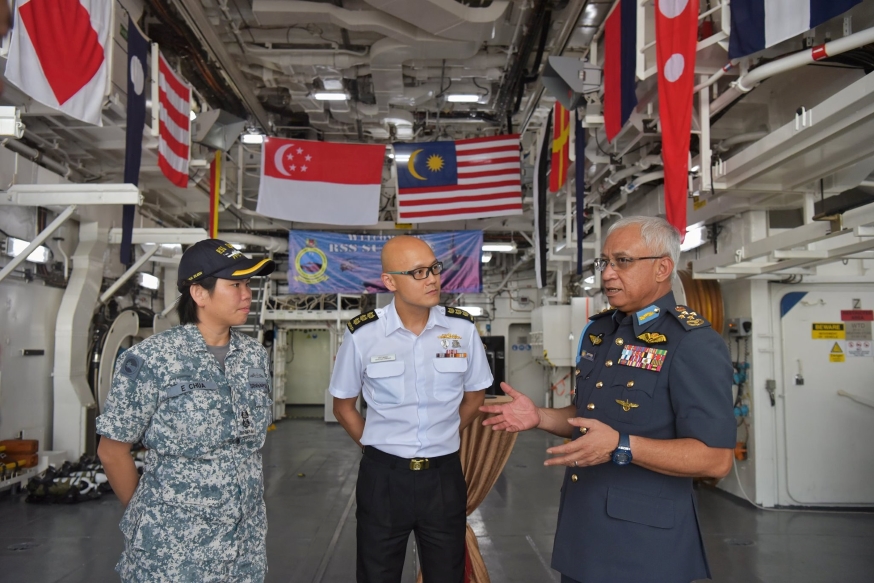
[4,0,112,126]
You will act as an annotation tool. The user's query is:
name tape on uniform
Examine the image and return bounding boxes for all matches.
[371,354,396,363]
[165,380,220,399]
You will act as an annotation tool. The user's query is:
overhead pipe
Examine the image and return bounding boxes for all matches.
[623,170,665,193]
[713,131,768,153]
[217,233,289,253]
[2,138,75,179]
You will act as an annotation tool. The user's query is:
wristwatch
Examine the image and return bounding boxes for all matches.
[612,433,632,465]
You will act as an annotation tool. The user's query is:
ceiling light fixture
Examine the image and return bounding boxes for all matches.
[313,91,349,101]
[481,252,493,263]
[138,272,160,290]
[446,94,482,103]
[680,224,707,252]
[482,242,517,253]
[3,236,50,264]
[241,133,264,145]
[189,110,197,121]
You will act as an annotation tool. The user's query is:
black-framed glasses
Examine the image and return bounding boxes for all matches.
[385,261,444,280]
[593,256,665,272]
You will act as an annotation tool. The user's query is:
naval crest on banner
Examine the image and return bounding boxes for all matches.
[294,238,329,285]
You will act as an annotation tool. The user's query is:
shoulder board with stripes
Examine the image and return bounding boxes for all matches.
[445,307,475,323]
[347,310,379,333]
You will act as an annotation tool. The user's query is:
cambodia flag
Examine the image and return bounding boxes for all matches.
[604,0,637,143]
[257,138,385,225]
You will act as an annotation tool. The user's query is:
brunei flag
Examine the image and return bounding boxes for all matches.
[604,0,638,143]
[550,103,570,192]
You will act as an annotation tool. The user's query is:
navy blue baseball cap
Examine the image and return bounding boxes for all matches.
[177,239,275,290]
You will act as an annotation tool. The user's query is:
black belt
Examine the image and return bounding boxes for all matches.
[363,446,458,471]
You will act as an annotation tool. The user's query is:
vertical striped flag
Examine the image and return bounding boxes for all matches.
[157,52,191,188]
[604,0,638,142]
[393,134,523,223]
[208,151,222,238]
[550,103,570,192]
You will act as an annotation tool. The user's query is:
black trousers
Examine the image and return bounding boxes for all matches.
[356,447,467,583]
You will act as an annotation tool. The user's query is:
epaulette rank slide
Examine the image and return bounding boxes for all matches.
[347,310,379,333]
[445,307,475,323]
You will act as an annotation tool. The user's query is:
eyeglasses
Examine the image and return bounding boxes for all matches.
[593,256,665,272]
[385,261,444,280]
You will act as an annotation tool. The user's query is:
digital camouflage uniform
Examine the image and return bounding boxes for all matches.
[96,324,272,583]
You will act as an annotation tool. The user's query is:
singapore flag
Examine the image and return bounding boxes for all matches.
[256,137,386,226]
[5,0,111,126]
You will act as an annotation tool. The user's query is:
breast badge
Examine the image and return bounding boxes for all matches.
[615,399,639,412]
[618,345,667,372]
[636,332,667,344]
[437,333,465,358]
[589,333,604,346]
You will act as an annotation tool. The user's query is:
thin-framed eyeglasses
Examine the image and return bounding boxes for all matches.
[385,261,444,280]
[593,256,666,272]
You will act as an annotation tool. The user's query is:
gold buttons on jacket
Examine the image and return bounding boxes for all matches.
[595,381,604,389]
[615,338,624,346]
[587,403,595,410]
[605,360,614,367]
[626,380,635,388]
[571,474,578,483]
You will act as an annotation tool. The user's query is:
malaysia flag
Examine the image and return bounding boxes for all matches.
[5,0,111,126]
[730,0,862,58]
[393,135,523,223]
[256,138,386,225]
[157,53,191,188]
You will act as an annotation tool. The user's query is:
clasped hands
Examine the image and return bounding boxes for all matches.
[479,382,620,468]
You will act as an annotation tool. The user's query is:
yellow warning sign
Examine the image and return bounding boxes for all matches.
[829,342,845,363]
[812,323,846,340]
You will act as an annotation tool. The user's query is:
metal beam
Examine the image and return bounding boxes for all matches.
[264,309,361,322]
[108,228,209,245]
[0,205,77,284]
[99,245,161,304]
[1,184,141,206]
[175,0,271,130]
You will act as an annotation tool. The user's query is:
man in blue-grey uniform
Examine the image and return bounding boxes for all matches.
[97,239,275,582]
[330,235,493,583]
[482,216,735,583]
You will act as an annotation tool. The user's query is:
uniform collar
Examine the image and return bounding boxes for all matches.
[383,299,443,336]
[630,290,676,337]
[182,323,242,353]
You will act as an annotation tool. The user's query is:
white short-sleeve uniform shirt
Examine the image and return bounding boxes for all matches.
[329,300,493,458]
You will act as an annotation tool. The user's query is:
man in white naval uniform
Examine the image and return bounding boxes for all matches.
[329,235,493,583]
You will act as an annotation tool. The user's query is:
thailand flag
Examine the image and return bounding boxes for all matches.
[603,0,637,143]
[729,0,862,59]
[5,0,111,126]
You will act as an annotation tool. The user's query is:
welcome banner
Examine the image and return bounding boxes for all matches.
[288,231,483,294]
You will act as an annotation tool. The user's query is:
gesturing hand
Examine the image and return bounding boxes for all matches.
[479,382,540,433]
[544,417,619,468]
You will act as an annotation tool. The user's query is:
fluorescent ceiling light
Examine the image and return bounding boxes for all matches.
[322,79,345,90]
[690,165,700,173]
[394,153,410,163]
[4,236,50,264]
[189,110,197,121]
[680,225,707,252]
[446,94,481,103]
[313,91,348,101]
[241,133,264,144]
[482,242,517,253]
[458,306,484,317]
[584,275,594,284]
[481,252,493,263]
[138,272,160,290]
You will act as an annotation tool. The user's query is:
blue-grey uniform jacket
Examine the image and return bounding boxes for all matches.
[551,291,735,583]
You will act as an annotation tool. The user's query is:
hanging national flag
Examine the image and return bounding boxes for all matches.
[603,0,638,143]
[550,103,570,192]
[575,111,586,276]
[208,151,222,238]
[157,53,191,188]
[5,0,111,126]
[656,0,698,237]
[729,0,861,59]
[120,17,150,265]
[394,135,522,223]
[256,138,385,225]
[533,120,551,289]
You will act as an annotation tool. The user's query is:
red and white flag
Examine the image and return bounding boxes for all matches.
[5,0,111,126]
[656,0,699,237]
[157,53,191,188]
[256,138,386,225]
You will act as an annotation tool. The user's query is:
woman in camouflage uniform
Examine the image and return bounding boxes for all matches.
[97,239,276,582]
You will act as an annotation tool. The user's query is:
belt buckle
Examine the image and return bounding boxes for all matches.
[409,458,429,471]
